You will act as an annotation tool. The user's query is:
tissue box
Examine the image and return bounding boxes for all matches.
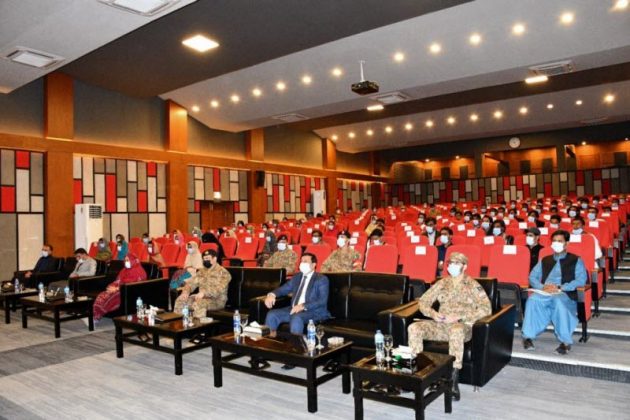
[243,325,270,336]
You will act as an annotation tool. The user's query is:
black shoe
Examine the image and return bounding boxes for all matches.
[555,343,571,355]
[249,358,270,370]
[281,364,295,370]
[451,368,460,402]
[523,338,535,351]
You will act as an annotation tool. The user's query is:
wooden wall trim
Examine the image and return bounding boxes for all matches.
[165,100,188,152]
[44,72,74,140]
[245,128,264,161]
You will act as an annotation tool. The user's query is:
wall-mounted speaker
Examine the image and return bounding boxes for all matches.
[255,170,265,187]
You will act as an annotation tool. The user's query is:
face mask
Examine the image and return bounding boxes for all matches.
[472,220,480,226]
[481,222,490,230]
[510,204,516,209]
[568,210,577,218]
[328,225,335,230]
[450,212,455,216]
[99,242,106,248]
[425,226,434,234]
[117,246,122,251]
[299,262,311,275]
[581,203,588,209]
[508,214,515,220]
[498,213,504,218]
[526,236,535,246]
[587,213,596,221]
[528,216,535,223]
[193,233,198,238]
[148,246,153,253]
[572,228,583,235]
[447,263,462,277]
[418,218,424,224]
[490,212,497,217]
[142,237,149,244]
[174,239,180,245]
[337,238,347,247]
[76,257,82,262]
[312,237,320,244]
[41,251,49,258]
[124,261,131,269]
[202,260,212,269]
[277,242,287,251]
[481,208,487,213]
[620,199,626,204]
[187,247,194,255]
[266,236,271,242]
[593,200,599,206]
[551,241,565,253]
[550,223,559,229]
[464,216,470,222]
[440,235,449,245]
[492,227,502,236]
[373,239,381,246]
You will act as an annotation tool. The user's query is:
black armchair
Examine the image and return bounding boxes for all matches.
[387,278,516,388]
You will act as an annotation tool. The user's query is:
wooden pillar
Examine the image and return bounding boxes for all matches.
[474,151,484,178]
[45,151,74,256]
[165,100,188,152]
[246,129,265,161]
[322,138,336,170]
[325,176,338,215]
[371,183,382,209]
[556,144,567,171]
[370,151,380,176]
[165,101,189,231]
[44,72,74,140]
[245,129,267,223]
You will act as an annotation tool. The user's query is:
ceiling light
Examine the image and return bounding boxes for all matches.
[366,129,374,136]
[470,113,479,122]
[469,33,482,45]
[331,135,338,141]
[385,126,393,133]
[456,155,460,159]
[425,158,430,163]
[182,34,220,53]
[525,75,548,84]
[405,123,413,131]
[6,48,63,68]
[331,67,343,77]
[393,52,405,62]
[547,103,554,109]
[252,88,262,97]
[429,43,442,54]
[191,105,200,113]
[210,99,219,108]
[604,94,616,104]
[425,120,434,128]
[613,0,628,10]
[366,104,384,111]
[575,99,583,106]
[301,75,312,85]
[560,12,575,25]
[519,106,528,115]
[276,81,286,91]
[230,94,240,103]
[512,23,526,35]
[581,141,587,146]
[348,132,356,139]
[98,0,178,16]
[493,110,503,119]
[447,116,456,125]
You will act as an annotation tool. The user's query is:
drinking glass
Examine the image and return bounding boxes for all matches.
[315,324,325,349]
[240,315,248,337]
[384,335,394,363]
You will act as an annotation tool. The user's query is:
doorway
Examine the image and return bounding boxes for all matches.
[200,201,234,230]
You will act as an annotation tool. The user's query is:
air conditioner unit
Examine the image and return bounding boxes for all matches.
[75,204,103,251]
[311,190,327,216]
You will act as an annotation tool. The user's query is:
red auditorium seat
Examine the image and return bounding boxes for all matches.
[401,245,438,284]
[364,244,398,274]
[220,236,238,258]
[304,244,332,268]
[487,243,531,321]
[130,242,148,262]
[473,235,505,267]
[445,244,482,278]
[199,242,218,254]
[224,236,258,267]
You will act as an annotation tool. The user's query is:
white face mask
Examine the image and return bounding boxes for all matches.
[117,246,122,251]
[568,210,577,218]
[587,213,596,221]
[337,238,347,248]
[187,248,194,255]
[142,237,149,244]
[425,226,434,234]
[373,239,381,246]
[526,236,535,246]
[447,263,462,277]
[193,233,198,238]
[581,203,588,209]
[439,235,449,245]
[328,225,335,230]
[464,216,470,222]
[592,200,599,206]
[508,214,515,220]
[148,246,153,253]
[312,237,320,244]
[124,261,131,269]
[551,241,565,254]
[266,236,271,242]
[472,220,480,226]
[174,239,180,245]
[572,228,583,235]
[277,242,287,251]
[528,216,535,223]
[492,227,502,236]
[481,222,490,230]
[299,262,312,275]
[41,251,49,258]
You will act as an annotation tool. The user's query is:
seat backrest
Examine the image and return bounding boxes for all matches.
[324,272,352,320]
[130,242,148,262]
[347,272,409,321]
[364,244,399,274]
[160,243,181,265]
[225,267,244,309]
[487,244,530,287]
[199,242,218,253]
[235,237,258,259]
[288,245,303,273]
[88,242,98,258]
[220,236,238,257]
[473,235,505,266]
[322,236,337,250]
[140,262,160,279]
[304,244,333,268]
[120,278,169,314]
[107,259,125,277]
[444,244,482,278]
[401,245,438,283]
[240,268,286,307]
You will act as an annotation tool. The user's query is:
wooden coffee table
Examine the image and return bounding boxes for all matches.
[1,288,38,324]
[113,315,219,375]
[209,332,352,413]
[20,295,94,338]
[350,352,454,420]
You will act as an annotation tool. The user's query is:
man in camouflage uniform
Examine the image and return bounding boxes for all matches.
[264,234,297,274]
[174,249,232,317]
[321,230,362,272]
[407,252,491,401]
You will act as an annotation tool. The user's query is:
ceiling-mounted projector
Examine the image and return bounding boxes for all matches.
[351,60,379,95]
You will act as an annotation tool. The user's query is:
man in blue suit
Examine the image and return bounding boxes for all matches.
[264,252,330,337]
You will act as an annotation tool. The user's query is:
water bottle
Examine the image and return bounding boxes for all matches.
[38,282,45,302]
[14,277,19,292]
[136,297,143,319]
[375,330,385,367]
[233,310,241,335]
[64,286,70,302]
[307,320,316,349]
[182,305,190,327]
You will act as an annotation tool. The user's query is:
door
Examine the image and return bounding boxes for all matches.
[200,201,234,230]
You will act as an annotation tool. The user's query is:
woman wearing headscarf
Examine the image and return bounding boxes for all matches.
[93,253,147,321]
[169,241,204,290]
[147,239,164,266]
[171,229,185,246]
[95,237,112,262]
[114,234,128,261]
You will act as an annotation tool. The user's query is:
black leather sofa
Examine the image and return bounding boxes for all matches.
[251,271,411,360]
[386,278,516,388]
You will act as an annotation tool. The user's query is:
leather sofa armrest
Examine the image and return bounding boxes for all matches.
[28,271,63,288]
[387,301,423,346]
[248,295,291,324]
[120,278,170,315]
[470,304,516,387]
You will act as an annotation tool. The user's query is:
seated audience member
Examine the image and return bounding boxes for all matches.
[507,208,522,222]
[407,252,491,401]
[141,233,151,245]
[321,230,362,272]
[436,227,454,274]
[567,205,579,219]
[324,219,339,238]
[93,253,147,321]
[191,226,203,238]
[522,230,587,355]
[527,210,545,228]
[170,241,203,290]
[174,249,231,317]
[491,220,514,244]
[264,234,298,274]
[463,211,472,224]
[70,248,97,279]
[368,228,385,246]
[114,234,128,260]
[571,216,603,263]
[548,214,562,230]
[525,228,544,271]
[417,213,426,227]
[24,244,57,280]
[95,238,112,262]
[264,253,330,337]
[147,239,164,266]
[310,229,324,245]
[480,215,493,234]
[172,229,185,244]
[471,214,482,229]
[365,215,380,235]
[422,218,438,245]
[261,223,278,255]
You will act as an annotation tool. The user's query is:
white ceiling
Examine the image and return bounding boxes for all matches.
[161,0,630,146]
[0,0,197,93]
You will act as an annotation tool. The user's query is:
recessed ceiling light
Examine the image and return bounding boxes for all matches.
[425,158,430,163]
[456,155,460,159]
[469,33,482,45]
[331,67,343,77]
[604,94,615,104]
[613,0,628,10]
[301,75,312,85]
[512,23,526,35]
[230,94,240,103]
[429,43,442,54]
[252,88,262,97]
[182,34,220,53]
[393,52,405,62]
[547,103,554,109]
[366,129,374,136]
[575,99,583,105]
[560,12,575,25]
[470,113,479,122]
[405,123,413,131]
[348,132,355,138]
[366,104,384,111]
[385,126,393,133]
[519,106,528,115]
[191,105,200,113]
[98,0,178,16]
[276,81,286,91]
[331,135,338,141]
[581,141,587,145]
[493,110,503,119]
[525,75,548,84]
[6,48,63,68]
[425,120,434,128]
[210,99,219,108]
[447,116,456,125]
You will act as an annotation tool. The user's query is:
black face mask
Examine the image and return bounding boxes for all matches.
[203,260,212,268]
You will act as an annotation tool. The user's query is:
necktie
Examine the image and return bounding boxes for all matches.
[292,274,309,306]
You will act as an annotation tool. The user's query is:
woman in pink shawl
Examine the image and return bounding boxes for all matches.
[93,253,147,320]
